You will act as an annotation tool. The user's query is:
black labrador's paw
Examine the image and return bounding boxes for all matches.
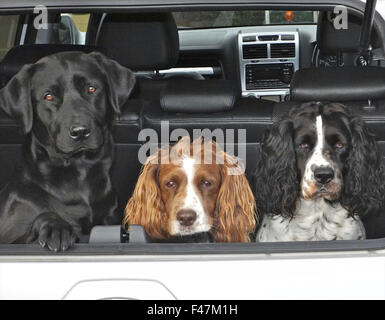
[26,212,78,252]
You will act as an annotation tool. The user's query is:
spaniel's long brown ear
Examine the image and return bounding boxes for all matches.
[123,150,167,240]
[213,149,257,242]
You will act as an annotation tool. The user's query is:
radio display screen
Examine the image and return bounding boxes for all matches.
[257,66,282,80]
[245,63,293,89]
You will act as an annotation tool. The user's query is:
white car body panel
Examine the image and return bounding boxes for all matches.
[1,250,384,300]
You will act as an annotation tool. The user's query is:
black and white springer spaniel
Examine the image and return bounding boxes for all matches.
[255,102,385,241]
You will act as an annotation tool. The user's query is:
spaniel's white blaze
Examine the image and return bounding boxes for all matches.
[170,157,211,235]
[302,115,333,194]
[306,116,330,173]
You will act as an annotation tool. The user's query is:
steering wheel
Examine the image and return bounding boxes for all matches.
[311,43,340,67]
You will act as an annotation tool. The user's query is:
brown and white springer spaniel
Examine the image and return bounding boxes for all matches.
[123,136,256,242]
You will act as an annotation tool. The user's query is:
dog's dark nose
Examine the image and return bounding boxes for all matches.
[69,125,91,140]
[314,167,335,185]
[177,209,197,227]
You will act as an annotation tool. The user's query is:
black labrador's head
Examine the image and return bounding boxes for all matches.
[0,51,135,156]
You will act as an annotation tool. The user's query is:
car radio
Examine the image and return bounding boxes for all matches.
[238,31,299,100]
[245,63,294,90]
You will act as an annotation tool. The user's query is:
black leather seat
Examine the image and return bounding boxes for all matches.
[291,66,385,139]
[291,67,385,102]
[144,81,273,143]
[0,44,101,88]
[95,12,204,101]
[317,12,362,55]
[275,67,385,142]
[92,12,276,181]
[313,11,363,67]
[142,80,274,178]
[93,12,276,180]
[96,13,179,73]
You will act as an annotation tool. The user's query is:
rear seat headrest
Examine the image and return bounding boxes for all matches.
[160,80,238,113]
[96,13,179,71]
[291,67,385,101]
[317,11,362,54]
[0,44,100,84]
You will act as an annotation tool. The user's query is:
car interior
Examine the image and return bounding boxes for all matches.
[1,1,385,254]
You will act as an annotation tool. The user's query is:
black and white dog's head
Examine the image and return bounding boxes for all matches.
[295,103,347,201]
[255,102,385,218]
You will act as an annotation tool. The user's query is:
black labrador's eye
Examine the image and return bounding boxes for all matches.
[88,86,97,94]
[165,181,177,189]
[44,93,54,101]
[201,180,212,188]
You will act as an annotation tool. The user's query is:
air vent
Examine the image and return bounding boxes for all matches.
[270,43,296,58]
[242,44,268,59]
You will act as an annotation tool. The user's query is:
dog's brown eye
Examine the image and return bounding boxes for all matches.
[44,93,54,101]
[88,86,96,94]
[299,143,310,149]
[201,180,212,188]
[335,141,344,149]
[166,181,176,189]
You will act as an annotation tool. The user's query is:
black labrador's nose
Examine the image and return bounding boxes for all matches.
[69,125,91,141]
[177,209,197,227]
[314,167,335,185]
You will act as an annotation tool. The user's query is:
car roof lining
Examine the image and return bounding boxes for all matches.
[0,0,372,14]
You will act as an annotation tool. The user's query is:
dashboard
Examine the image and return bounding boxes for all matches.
[178,25,318,101]
[238,31,299,100]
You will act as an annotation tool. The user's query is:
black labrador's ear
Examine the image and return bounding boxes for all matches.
[254,117,299,219]
[89,51,136,115]
[0,64,34,134]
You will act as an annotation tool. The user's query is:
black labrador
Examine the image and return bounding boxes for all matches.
[0,51,135,251]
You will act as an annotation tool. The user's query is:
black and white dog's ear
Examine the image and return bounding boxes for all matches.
[89,51,136,115]
[342,117,385,217]
[0,64,34,134]
[254,117,299,219]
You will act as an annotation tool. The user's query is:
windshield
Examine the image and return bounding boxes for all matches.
[173,10,319,29]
